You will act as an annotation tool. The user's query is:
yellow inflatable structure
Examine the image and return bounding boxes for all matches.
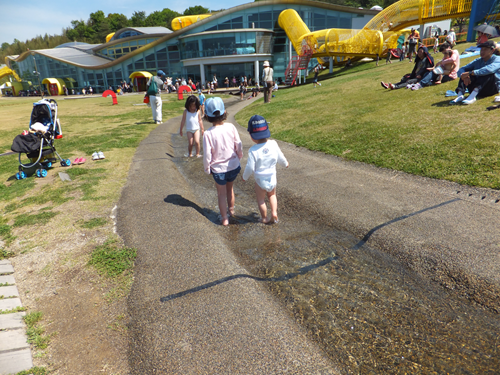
[106,32,115,43]
[171,14,212,31]
[279,0,473,60]
[0,66,22,82]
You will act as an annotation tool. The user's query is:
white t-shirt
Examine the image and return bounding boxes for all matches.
[185,110,200,132]
[446,31,456,43]
[243,140,288,181]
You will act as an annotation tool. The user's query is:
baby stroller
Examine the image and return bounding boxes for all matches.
[11,98,71,180]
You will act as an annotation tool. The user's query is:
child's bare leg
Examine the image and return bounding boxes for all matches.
[226,181,235,216]
[267,188,278,223]
[193,130,201,156]
[215,183,229,226]
[255,183,268,223]
[187,132,194,156]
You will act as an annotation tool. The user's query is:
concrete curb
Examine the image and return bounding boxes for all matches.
[0,259,33,375]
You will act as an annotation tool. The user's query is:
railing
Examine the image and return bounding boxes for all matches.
[420,31,468,49]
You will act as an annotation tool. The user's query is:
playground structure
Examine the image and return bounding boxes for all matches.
[0,66,21,82]
[278,0,473,61]
[171,14,213,31]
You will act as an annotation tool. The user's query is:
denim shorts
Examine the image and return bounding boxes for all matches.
[212,165,241,185]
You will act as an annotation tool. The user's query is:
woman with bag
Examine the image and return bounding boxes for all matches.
[262,61,274,103]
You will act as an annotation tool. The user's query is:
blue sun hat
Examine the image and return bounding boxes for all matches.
[205,97,225,117]
[248,115,271,140]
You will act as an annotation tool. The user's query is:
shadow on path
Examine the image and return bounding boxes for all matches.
[160,198,461,303]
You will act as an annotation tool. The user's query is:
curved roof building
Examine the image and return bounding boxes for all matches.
[6,0,377,95]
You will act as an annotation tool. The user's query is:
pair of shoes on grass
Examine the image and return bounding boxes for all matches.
[449,89,478,105]
[92,151,105,160]
[74,157,86,165]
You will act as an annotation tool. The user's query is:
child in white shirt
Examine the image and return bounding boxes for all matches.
[179,95,204,157]
[242,115,288,224]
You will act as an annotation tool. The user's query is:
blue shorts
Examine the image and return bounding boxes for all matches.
[212,166,241,185]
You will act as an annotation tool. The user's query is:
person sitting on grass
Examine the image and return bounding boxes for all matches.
[380,46,434,90]
[414,42,460,90]
[432,50,456,84]
[449,40,500,105]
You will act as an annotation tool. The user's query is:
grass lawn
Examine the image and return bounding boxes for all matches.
[236,42,500,190]
[0,92,191,372]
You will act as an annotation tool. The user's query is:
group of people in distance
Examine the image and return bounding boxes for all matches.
[178,95,288,226]
[381,39,500,105]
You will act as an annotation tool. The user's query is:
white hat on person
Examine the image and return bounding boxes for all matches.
[263,61,270,67]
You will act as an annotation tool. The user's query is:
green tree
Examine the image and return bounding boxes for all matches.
[89,11,106,33]
[67,20,95,41]
[145,8,181,27]
[107,13,129,32]
[183,6,210,15]
[130,11,146,27]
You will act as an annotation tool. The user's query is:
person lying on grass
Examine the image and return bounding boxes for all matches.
[380,46,434,90]
[449,40,500,105]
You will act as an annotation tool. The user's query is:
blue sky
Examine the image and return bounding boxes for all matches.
[0,0,250,46]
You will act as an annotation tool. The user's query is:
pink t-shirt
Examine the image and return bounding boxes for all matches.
[446,49,460,80]
[203,122,243,174]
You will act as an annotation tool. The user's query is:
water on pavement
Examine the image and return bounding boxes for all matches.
[169,121,500,375]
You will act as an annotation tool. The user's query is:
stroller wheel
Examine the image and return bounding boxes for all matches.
[41,169,48,178]
[19,171,27,179]
[16,173,21,180]
[62,159,71,167]
[44,161,52,168]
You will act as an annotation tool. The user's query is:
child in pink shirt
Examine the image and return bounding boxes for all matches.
[433,50,457,83]
[203,97,243,226]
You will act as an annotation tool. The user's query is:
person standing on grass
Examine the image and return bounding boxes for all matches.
[203,97,243,226]
[242,115,288,224]
[262,60,274,103]
[147,70,165,124]
[446,28,456,47]
[313,65,322,87]
[179,95,204,158]
[400,42,407,61]
[449,40,500,105]
[433,33,439,54]
[408,28,419,62]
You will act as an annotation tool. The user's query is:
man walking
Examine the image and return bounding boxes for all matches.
[147,70,165,124]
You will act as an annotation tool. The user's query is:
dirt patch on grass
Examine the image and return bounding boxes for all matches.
[9,197,130,374]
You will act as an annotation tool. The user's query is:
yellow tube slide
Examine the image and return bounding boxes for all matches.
[278,0,473,61]
[0,66,21,82]
[171,14,212,31]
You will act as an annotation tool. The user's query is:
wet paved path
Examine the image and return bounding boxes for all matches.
[118,97,500,373]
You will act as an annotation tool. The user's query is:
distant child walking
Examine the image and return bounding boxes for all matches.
[203,97,243,226]
[400,42,407,61]
[179,95,204,157]
[242,115,288,224]
[198,89,206,116]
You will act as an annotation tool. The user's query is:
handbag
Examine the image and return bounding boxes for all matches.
[143,94,150,104]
